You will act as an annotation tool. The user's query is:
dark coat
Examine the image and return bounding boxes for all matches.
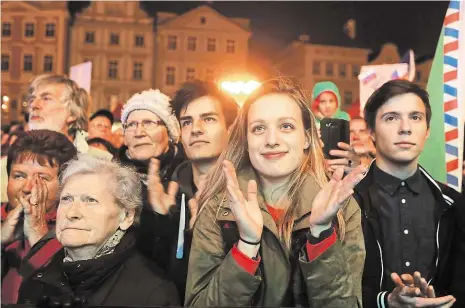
[353,162,464,308]
[17,229,180,307]
[137,160,195,303]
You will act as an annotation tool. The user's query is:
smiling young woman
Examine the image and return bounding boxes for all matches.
[185,78,366,307]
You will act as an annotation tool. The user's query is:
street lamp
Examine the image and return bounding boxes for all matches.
[219,79,261,106]
[2,95,9,103]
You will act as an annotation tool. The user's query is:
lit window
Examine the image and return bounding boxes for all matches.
[133,62,143,80]
[166,66,175,85]
[43,55,53,72]
[207,38,216,52]
[25,23,34,37]
[45,23,55,37]
[108,60,118,79]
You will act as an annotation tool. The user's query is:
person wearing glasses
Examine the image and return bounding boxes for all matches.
[118,89,184,188]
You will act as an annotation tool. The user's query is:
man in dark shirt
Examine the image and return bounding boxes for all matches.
[354,80,462,308]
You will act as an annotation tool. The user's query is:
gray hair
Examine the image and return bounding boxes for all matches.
[59,154,142,225]
[28,74,89,135]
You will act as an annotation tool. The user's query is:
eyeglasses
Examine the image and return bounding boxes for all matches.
[123,120,165,132]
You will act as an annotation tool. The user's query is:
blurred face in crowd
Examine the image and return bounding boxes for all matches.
[7,158,59,213]
[111,127,124,149]
[179,96,228,163]
[123,110,169,161]
[1,132,9,145]
[317,92,338,118]
[28,83,74,135]
[350,118,371,148]
[247,93,309,183]
[56,174,133,256]
[372,93,430,167]
[88,116,112,141]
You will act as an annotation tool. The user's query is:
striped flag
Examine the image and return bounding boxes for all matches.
[419,0,465,192]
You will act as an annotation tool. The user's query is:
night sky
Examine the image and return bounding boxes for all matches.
[69,1,448,67]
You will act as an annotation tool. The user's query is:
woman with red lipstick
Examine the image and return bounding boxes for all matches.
[185,78,366,307]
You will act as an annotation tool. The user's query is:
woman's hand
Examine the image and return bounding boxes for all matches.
[147,158,179,215]
[223,160,263,258]
[309,165,366,237]
[19,175,50,246]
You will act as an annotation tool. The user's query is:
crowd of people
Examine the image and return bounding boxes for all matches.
[1,73,465,308]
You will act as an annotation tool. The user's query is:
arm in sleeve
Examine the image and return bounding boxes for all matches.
[184,202,262,307]
[298,198,364,308]
[136,207,178,268]
[341,198,366,307]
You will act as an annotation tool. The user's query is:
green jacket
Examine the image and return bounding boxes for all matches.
[185,166,365,307]
[311,81,351,124]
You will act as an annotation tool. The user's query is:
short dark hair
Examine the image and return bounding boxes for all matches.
[364,80,431,131]
[90,109,114,125]
[171,79,239,127]
[7,130,77,176]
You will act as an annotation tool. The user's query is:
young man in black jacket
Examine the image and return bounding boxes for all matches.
[354,80,462,308]
[140,80,239,302]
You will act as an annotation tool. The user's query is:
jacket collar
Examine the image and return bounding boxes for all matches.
[171,160,196,200]
[356,159,455,207]
[372,163,421,195]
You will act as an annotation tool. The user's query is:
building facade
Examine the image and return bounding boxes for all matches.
[370,43,432,90]
[274,35,371,108]
[69,1,153,112]
[1,1,69,123]
[154,5,251,97]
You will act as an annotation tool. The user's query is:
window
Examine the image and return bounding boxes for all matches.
[167,36,177,50]
[133,62,143,80]
[1,54,10,71]
[187,36,197,51]
[226,40,235,53]
[135,35,144,47]
[186,68,195,81]
[110,33,119,45]
[24,23,34,37]
[43,55,53,72]
[166,66,175,85]
[313,61,320,75]
[2,23,11,37]
[108,60,118,79]
[206,68,214,81]
[344,91,353,105]
[339,64,346,78]
[24,54,33,72]
[325,62,334,76]
[352,64,360,78]
[200,17,206,25]
[207,38,216,52]
[45,23,55,38]
[85,32,95,44]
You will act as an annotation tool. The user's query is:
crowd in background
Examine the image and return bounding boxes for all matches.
[1,73,465,308]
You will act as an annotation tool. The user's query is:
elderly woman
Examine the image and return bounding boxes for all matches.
[16,154,180,306]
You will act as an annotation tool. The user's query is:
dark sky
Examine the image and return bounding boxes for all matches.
[69,1,448,61]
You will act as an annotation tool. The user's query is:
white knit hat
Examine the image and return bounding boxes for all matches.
[122,89,180,143]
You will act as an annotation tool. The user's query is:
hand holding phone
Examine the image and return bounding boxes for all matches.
[320,118,350,159]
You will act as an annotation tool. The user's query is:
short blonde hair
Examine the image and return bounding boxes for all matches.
[28,74,89,135]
